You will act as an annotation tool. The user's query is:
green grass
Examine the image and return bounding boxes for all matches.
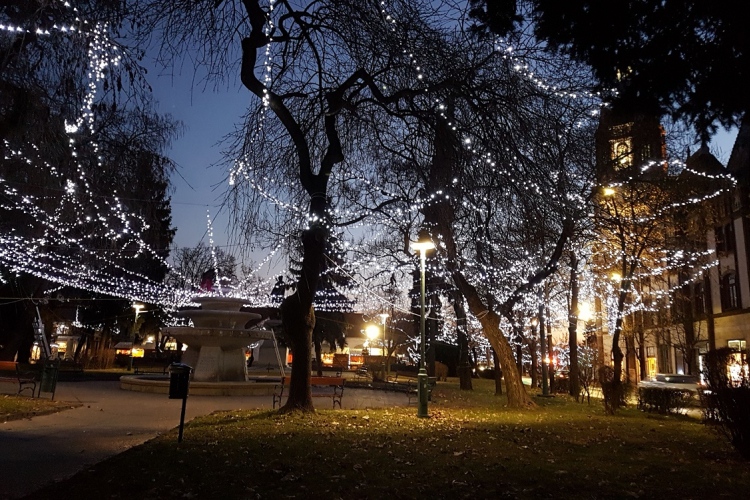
[0,393,78,421]
[25,379,750,499]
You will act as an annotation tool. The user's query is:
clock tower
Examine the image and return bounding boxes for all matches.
[595,107,666,182]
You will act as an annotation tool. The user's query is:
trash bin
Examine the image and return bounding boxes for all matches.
[168,363,192,399]
[40,358,60,394]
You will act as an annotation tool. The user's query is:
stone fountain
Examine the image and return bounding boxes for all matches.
[166,296,273,382]
[120,295,278,396]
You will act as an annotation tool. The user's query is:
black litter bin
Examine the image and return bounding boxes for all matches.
[168,363,192,399]
[40,358,60,398]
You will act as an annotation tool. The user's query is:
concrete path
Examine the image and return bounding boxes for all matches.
[0,380,409,500]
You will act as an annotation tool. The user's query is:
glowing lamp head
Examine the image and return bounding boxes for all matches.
[603,187,616,196]
[378,313,389,324]
[132,303,144,313]
[579,303,592,322]
[365,324,380,340]
[411,241,435,253]
[531,317,538,327]
[611,272,622,282]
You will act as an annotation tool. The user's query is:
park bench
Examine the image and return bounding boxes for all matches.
[273,376,345,409]
[385,370,417,390]
[386,371,437,403]
[0,361,38,396]
[133,359,170,375]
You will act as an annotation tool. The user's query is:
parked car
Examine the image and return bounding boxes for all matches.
[638,373,700,392]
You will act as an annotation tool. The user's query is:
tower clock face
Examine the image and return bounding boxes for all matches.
[612,139,632,169]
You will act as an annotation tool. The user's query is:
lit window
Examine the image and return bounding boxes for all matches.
[721,273,740,311]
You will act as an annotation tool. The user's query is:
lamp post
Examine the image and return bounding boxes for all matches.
[127,303,144,372]
[412,240,434,418]
[534,317,550,396]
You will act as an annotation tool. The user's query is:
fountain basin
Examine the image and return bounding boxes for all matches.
[189,296,248,311]
[175,310,261,329]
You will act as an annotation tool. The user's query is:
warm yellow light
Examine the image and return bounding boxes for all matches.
[133,303,145,313]
[531,317,538,327]
[603,187,616,196]
[411,241,435,252]
[544,357,550,364]
[611,272,621,282]
[365,324,380,340]
[579,303,592,322]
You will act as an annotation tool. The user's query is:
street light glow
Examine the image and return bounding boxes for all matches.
[411,240,435,252]
[603,187,616,196]
[579,303,592,322]
[365,324,380,340]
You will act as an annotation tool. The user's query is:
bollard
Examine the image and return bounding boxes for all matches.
[168,363,192,443]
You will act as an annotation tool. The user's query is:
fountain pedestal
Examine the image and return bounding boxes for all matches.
[167,327,273,382]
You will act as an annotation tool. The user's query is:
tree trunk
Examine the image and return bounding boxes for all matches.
[514,326,523,377]
[453,292,473,390]
[427,299,437,377]
[280,298,315,412]
[530,335,538,388]
[314,337,323,377]
[626,331,637,382]
[419,110,535,408]
[452,272,535,408]
[492,348,503,395]
[277,219,328,413]
[610,287,628,408]
[568,254,580,398]
[637,328,647,381]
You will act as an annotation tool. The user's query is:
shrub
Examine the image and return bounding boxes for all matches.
[552,374,569,394]
[638,387,694,414]
[598,366,631,414]
[700,348,750,459]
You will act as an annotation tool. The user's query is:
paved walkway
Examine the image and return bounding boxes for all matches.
[0,380,409,500]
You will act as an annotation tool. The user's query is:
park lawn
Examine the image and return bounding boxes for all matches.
[25,379,750,500]
[0,393,77,422]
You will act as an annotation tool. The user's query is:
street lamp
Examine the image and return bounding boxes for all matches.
[579,303,592,323]
[365,324,380,343]
[534,317,550,396]
[412,240,435,418]
[127,303,145,372]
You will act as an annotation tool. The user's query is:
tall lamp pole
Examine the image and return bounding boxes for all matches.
[412,240,434,418]
[127,303,145,372]
[535,317,549,396]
